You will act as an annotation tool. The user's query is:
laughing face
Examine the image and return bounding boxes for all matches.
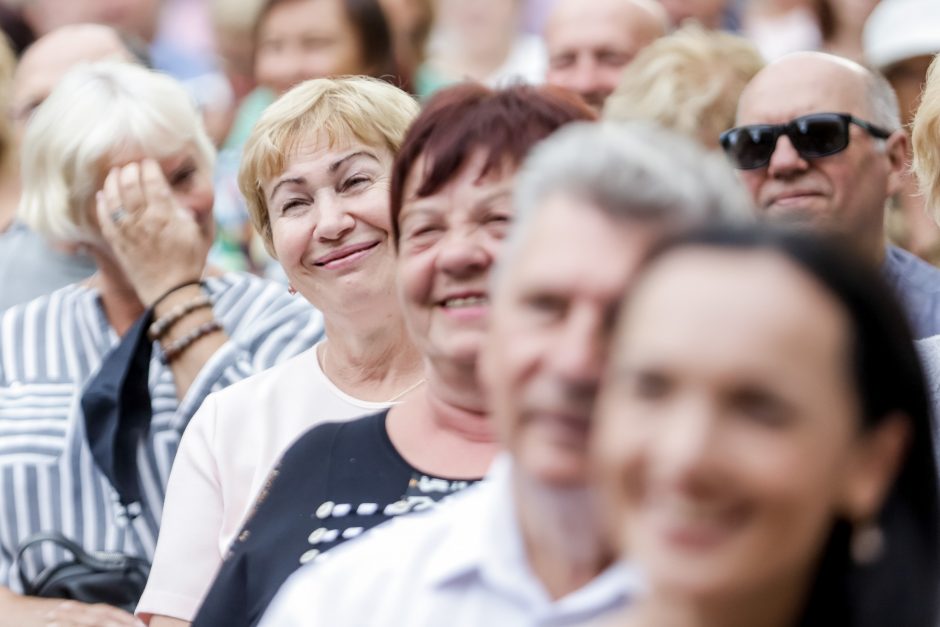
[395,150,514,368]
[592,246,890,603]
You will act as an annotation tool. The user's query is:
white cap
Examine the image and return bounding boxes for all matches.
[863,0,940,70]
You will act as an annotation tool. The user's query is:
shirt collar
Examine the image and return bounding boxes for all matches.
[423,453,643,615]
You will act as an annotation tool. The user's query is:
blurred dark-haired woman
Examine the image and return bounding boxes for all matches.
[189,82,595,627]
[592,226,939,627]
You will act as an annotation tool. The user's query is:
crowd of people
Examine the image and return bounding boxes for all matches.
[0,0,939,626]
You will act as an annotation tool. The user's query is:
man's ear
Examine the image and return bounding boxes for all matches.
[884,130,910,198]
[839,412,910,522]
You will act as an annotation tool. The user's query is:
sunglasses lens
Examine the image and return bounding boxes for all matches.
[722,126,778,169]
[790,115,848,158]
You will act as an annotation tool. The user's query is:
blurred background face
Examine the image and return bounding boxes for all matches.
[434,0,520,56]
[592,248,868,601]
[482,195,662,489]
[255,0,367,96]
[264,132,396,316]
[659,0,728,28]
[11,28,136,146]
[25,0,162,41]
[545,0,665,110]
[395,151,513,368]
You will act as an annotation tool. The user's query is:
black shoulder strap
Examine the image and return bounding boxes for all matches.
[15,531,90,594]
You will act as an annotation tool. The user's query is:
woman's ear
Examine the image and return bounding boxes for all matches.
[838,412,911,522]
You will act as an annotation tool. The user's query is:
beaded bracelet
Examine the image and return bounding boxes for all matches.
[161,320,224,364]
[151,279,204,309]
[148,295,213,341]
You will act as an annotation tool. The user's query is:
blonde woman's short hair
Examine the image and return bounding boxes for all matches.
[239,76,419,256]
[912,54,940,220]
[604,25,764,148]
[19,61,215,243]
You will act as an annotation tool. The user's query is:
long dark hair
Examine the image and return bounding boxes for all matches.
[649,225,940,627]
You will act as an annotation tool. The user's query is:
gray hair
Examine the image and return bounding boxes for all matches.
[510,121,753,255]
[19,61,215,243]
[864,69,902,132]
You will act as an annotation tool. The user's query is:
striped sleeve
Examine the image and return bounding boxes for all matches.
[173,274,324,424]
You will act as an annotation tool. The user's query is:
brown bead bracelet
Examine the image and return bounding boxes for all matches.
[160,320,224,363]
[148,295,213,341]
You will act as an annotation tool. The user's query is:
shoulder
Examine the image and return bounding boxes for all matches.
[280,411,389,465]
[206,273,319,322]
[0,283,97,377]
[885,245,940,292]
[917,335,940,379]
[201,346,320,407]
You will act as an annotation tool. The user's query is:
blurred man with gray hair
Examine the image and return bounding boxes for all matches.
[258,121,750,627]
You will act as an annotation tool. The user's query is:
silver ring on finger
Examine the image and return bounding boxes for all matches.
[110,207,128,224]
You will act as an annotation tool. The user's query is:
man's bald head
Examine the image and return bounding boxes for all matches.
[738,52,900,131]
[545,0,668,110]
[11,24,137,141]
[732,51,906,263]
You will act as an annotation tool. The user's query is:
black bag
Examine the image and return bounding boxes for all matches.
[16,531,150,613]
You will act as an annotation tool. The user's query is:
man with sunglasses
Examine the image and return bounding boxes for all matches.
[723,51,940,339]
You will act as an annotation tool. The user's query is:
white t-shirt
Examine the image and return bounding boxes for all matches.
[136,344,391,622]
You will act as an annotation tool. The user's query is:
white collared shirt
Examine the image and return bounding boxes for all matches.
[259,455,640,627]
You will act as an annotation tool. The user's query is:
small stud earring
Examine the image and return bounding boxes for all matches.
[851,521,885,565]
[288,284,297,295]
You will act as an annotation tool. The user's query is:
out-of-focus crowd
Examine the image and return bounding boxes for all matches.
[1,1,940,626]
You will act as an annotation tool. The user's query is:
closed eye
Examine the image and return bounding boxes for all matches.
[340,175,371,192]
[281,198,309,214]
[169,165,197,189]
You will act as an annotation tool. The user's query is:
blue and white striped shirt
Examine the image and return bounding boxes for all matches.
[0,273,323,591]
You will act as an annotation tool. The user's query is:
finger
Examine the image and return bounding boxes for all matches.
[140,158,173,213]
[117,162,147,216]
[96,169,121,235]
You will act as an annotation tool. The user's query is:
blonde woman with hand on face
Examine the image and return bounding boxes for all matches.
[592,227,939,627]
[138,77,425,627]
[0,62,323,627]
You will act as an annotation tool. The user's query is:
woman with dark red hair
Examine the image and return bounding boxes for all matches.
[188,82,594,627]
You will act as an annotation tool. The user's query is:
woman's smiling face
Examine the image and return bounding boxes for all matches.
[265,132,397,318]
[395,150,514,368]
[592,247,897,604]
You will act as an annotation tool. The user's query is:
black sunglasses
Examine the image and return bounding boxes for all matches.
[719,112,893,170]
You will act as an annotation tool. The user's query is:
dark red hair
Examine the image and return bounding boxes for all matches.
[389,82,596,243]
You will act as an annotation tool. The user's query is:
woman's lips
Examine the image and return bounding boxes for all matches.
[313,241,380,269]
[437,293,489,320]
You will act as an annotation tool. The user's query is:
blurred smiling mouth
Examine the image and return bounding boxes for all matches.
[648,495,748,551]
[313,241,380,268]
[437,293,489,318]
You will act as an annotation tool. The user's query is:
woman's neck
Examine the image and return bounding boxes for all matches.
[630,572,810,627]
[87,249,144,336]
[0,168,20,233]
[320,313,424,403]
[384,360,499,479]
